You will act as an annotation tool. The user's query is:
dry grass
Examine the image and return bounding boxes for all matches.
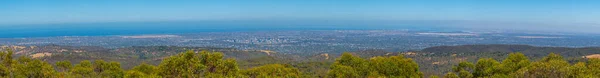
[584,54,600,59]
[31,53,52,58]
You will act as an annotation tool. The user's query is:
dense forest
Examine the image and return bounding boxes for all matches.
[2,48,600,78]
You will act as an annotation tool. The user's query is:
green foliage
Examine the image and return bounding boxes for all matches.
[0,50,14,77]
[429,75,440,78]
[567,62,592,77]
[2,49,282,78]
[497,53,530,75]
[245,64,302,78]
[99,61,125,78]
[125,63,160,78]
[473,58,499,77]
[291,61,331,77]
[13,57,56,78]
[131,63,156,75]
[443,72,459,78]
[56,60,72,72]
[541,53,564,62]
[328,52,366,78]
[458,70,473,78]
[157,50,242,77]
[125,70,161,78]
[199,51,241,77]
[587,58,600,76]
[5,48,600,78]
[70,60,94,77]
[1,50,57,78]
[0,64,7,77]
[157,50,205,77]
[516,53,570,77]
[368,55,423,78]
[328,64,360,78]
[449,61,474,78]
[452,61,474,72]
[439,52,600,78]
[328,52,423,78]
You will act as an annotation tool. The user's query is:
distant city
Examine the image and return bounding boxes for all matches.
[1,30,599,55]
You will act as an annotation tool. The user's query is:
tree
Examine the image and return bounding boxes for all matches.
[328,52,423,78]
[587,58,600,76]
[497,53,530,75]
[328,64,360,78]
[567,62,592,77]
[0,63,7,77]
[125,70,161,78]
[156,50,243,77]
[444,52,600,78]
[125,63,160,78]
[55,60,72,77]
[93,60,108,73]
[448,61,474,78]
[516,53,570,77]
[157,50,205,78]
[55,61,72,72]
[98,61,124,78]
[458,70,473,78]
[13,58,56,78]
[131,63,156,75]
[452,61,474,72]
[199,51,241,77]
[368,54,423,78]
[328,52,367,78]
[70,60,94,77]
[245,64,302,78]
[473,58,500,77]
[429,75,440,78]
[0,50,14,77]
[90,60,124,77]
[443,72,459,78]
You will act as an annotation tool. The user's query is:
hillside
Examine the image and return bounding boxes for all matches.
[420,44,600,59]
[407,44,600,75]
[1,45,285,69]
[2,44,600,77]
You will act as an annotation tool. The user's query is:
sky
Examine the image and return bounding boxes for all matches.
[0,0,599,33]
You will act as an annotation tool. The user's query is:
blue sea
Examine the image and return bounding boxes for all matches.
[0,20,455,38]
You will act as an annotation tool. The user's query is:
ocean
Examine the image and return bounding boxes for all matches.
[0,20,452,38]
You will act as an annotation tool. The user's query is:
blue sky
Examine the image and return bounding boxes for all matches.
[0,0,599,26]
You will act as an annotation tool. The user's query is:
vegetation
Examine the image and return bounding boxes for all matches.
[0,50,304,78]
[444,52,600,78]
[7,44,600,76]
[244,64,302,78]
[328,53,423,78]
[2,48,600,78]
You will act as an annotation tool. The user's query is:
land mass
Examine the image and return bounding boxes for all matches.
[2,44,599,76]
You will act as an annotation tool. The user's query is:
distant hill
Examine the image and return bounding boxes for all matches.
[303,44,600,76]
[404,44,600,75]
[421,44,600,59]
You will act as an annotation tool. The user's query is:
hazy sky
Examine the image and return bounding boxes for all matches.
[0,0,600,33]
[1,0,599,26]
